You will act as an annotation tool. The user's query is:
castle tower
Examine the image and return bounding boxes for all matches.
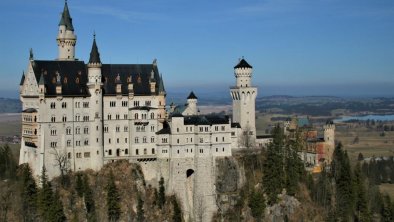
[57,0,77,60]
[324,120,335,163]
[87,34,104,171]
[230,58,258,143]
[182,91,198,116]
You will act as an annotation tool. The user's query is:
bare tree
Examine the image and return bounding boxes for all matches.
[238,126,255,149]
[50,147,70,186]
[0,183,13,221]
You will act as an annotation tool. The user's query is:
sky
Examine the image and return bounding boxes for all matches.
[0,0,393,98]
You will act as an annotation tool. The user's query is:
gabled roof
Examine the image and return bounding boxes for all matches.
[58,1,74,31]
[20,72,25,86]
[234,58,252,69]
[89,36,101,64]
[183,115,229,125]
[22,108,37,113]
[156,121,171,135]
[187,91,198,99]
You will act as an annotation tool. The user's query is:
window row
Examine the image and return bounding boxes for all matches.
[135,148,155,155]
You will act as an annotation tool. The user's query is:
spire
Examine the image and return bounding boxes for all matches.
[89,34,101,64]
[187,91,197,100]
[158,74,165,93]
[234,58,252,69]
[39,73,45,85]
[20,71,25,86]
[29,48,34,60]
[59,0,74,31]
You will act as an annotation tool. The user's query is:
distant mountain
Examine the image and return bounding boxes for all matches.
[0,98,21,113]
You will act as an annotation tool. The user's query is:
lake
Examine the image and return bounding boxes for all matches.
[335,114,394,122]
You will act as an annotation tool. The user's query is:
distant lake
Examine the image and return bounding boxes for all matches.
[335,115,394,122]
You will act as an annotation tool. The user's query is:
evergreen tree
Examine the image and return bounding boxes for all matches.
[136,195,145,222]
[37,166,54,221]
[382,195,393,222]
[262,124,285,205]
[106,170,121,222]
[313,169,331,208]
[51,190,66,222]
[284,130,305,196]
[353,163,370,222]
[248,189,265,221]
[75,173,84,197]
[332,143,354,221]
[19,164,38,222]
[172,198,182,222]
[0,144,17,180]
[158,177,166,209]
[83,174,96,222]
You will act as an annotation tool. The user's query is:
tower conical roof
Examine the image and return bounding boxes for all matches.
[234,58,252,69]
[158,74,166,93]
[39,73,45,85]
[89,35,101,64]
[59,1,74,31]
[187,91,197,99]
[20,71,25,86]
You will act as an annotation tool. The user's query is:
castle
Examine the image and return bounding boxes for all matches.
[18,2,334,220]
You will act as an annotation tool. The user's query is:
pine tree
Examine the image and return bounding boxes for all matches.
[262,124,285,205]
[313,169,331,208]
[0,144,17,180]
[158,177,166,209]
[106,170,121,222]
[353,163,370,222]
[248,189,265,221]
[83,174,96,222]
[19,164,38,222]
[382,195,393,222]
[75,173,84,197]
[51,190,66,222]
[172,198,182,222]
[136,195,145,222]
[37,166,54,221]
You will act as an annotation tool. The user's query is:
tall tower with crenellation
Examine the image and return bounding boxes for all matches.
[230,58,258,145]
[324,120,335,163]
[57,0,77,60]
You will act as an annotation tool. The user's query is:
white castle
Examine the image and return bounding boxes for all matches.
[19,2,264,220]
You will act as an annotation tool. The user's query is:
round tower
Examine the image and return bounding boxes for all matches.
[230,58,258,143]
[87,34,104,171]
[57,1,77,60]
[324,120,335,163]
[186,91,198,115]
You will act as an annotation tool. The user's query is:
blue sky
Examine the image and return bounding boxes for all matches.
[0,0,393,97]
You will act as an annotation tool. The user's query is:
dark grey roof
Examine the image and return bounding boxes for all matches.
[20,72,25,86]
[101,64,161,96]
[326,120,334,125]
[171,112,184,118]
[129,106,157,111]
[89,37,101,64]
[22,108,37,113]
[183,115,229,125]
[256,135,273,139]
[234,58,252,69]
[156,121,171,135]
[32,60,89,96]
[58,1,74,31]
[187,91,198,99]
[231,122,241,128]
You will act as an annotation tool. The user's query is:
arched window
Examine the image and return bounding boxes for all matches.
[135,113,138,119]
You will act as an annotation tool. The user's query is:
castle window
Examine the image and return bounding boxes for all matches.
[134,101,140,107]
[216,148,218,152]
[152,148,155,154]
[124,114,128,119]
[62,115,67,122]
[104,126,108,133]
[151,126,155,132]
[66,127,71,135]
[125,149,129,155]
[116,126,120,132]
[76,141,80,146]
[222,137,225,142]
[221,126,225,131]
[143,137,147,143]
[199,127,203,132]
[108,138,111,144]
[116,149,120,157]
[186,127,188,132]
[151,137,155,143]
[215,126,218,131]
[51,116,56,122]
[96,126,99,131]
[76,127,80,134]
[110,101,116,107]
[83,102,89,108]
[205,127,209,132]
[108,114,111,120]
[136,149,139,155]
[200,138,203,143]
[216,137,218,142]
[223,147,225,152]
[50,102,56,109]
[84,139,89,146]
[177,139,180,144]
[108,149,112,155]
[145,101,151,106]
[124,126,128,132]
[84,152,90,158]
[125,138,128,143]
[135,113,138,119]
[199,149,203,153]
[84,127,89,134]
[135,137,139,143]
[68,152,71,158]
[50,129,57,136]
[76,153,82,158]
[177,128,179,132]
[122,101,128,107]
[177,150,179,154]
[116,114,120,120]
[144,149,147,155]
[117,138,119,143]
[191,138,193,143]
[231,132,235,136]
[150,113,154,119]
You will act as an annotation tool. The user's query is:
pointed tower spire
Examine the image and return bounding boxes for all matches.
[158,74,166,94]
[89,33,101,64]
[20,71,25,86]
[59,0,74,31]
[39,73,45,85]
[29,48,34,60]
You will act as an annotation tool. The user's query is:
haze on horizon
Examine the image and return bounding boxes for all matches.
[0,0,393,98]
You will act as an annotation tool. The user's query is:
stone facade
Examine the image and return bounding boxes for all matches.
[18,2,259,221]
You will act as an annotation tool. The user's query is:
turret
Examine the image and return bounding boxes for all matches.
[234,58,253,88]
[38,73,46,97]
[87,33,102,86]
[57,0,77,60]
[19,71,25,94]
[324,120,335,163]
